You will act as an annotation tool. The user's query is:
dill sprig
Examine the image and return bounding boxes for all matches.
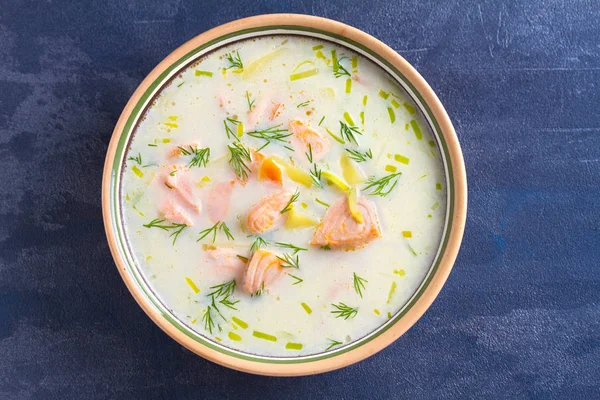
[353,273,368,298]
[225,51,243,70]
[223,118,241,141]
[202,305,216,334]
[345,148,372,163]
[333,56,351,78]
[178,145,210,168]
[310,163,323,188]
[246,125,292,151]
[251,282,265,297]
[277,253,300,269]
[280,189,300,214]
[339,121,362,145]
[208,279,236,301]
[227,142,252,180]
[197,221,235,243]
[321,244,331,251]
[289,274,304,285]
[250,236,269,253]
[305,143,314,163]
[297,100,310,108]
[246,91,255,111]
[275,242,307,255]
[143,218,187,245]
[330,302,358,320]
[128,153,142,165]
[326,338,343,350]
[363,172,402,197]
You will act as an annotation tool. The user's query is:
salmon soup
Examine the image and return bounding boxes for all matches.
[121,35,447,356]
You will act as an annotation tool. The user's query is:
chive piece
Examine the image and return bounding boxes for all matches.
[331,50,338,72]
[398,269,406,277]
[394,154,410,165]
[195,70,213,77]
[301,302,312,314]
[131,165,144,178]
[362,95,368,106]
[402,231,412,238]
[404,102,416,114]
[360,111,364,125]
[185,277,200,294]
[177,81,184,87]
[343,112,355,126]
[387,312,392,318]
[428,214,432,218]
[232,316,248,329]
[405,123,409,131]
[386,281,397,304]
[408,244,418,256]
[387,107,396,123]
[391,99,401,108]
[385,165,397,173]
[374,309,380,315]
[315,50,326,60]
[431,201,439,210]
[228,332,242,341]
[148,144,158,147]
[168,115,178,121]
[315,198,330,207]
[410,120,423,140]
[325,128,345,144]
[379,90,389,99]
[164,122,178,128]
[253,330,277,342]
[429,140,435,147]
[318,116,325,126]
[345,78,352,94]
[285,342,303,351]
[162,138,171,143]
[351,56,358,69]
[290,68,319,81]
[312,44,323,50]
[436,183,442,191]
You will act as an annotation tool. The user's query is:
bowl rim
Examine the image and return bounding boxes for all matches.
[102,13,467,376]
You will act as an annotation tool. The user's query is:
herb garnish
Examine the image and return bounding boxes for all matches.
[225,51,243,71]
[333,56,351,78]
[143,219,187,245]
[330,302,358,320]
[277,253,300,269]
[305,143,315,163]
[280,189,300,214]
[345,148,372,163]
[250,236,269,253]
[326,338,343,350]
[246,125,292,151]
[275,242,307,255]
[363,172,402,197]
[245,91,255,111]
[251,282,265,297]
[178,145,210,168]
[223,118,241,141]
[353,273,368,298]
[202,279,239,334]
[289,274,304,285]
[310,163,323,188]
[339,121,362,145]
[128,153,142,165]
[227,142,252,180]
[297,100,310,108]
[197,221,235,243]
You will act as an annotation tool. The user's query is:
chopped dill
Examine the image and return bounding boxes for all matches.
[128,153,142,165]
[321,244,331,250]
[275,242,308,255]
[178,145,210,168]
[236,255,249,263]
[363,172,402,197]
[227,142,252,180]
[246,125,292,151]
[280,188,300,214]
[223,118,241,141]
[330,302,358,319]
[197,221,235,243]
[202,305,216,334]
[310,163,323,188]
[333,56,351,78]
[326,338,343,350]
[315,198,330,208]
[339,121,362,145]
[297,100,310,108]
[250,236,269,253]
[289,274,304,285]
[169,169,177,176]
[147,144,158,147]
[345,148,373,163]
[318,116,325,126]
[353,273,368,298]
[245,91,255,111]
[143,218,187,245]
[207,279,236,301]
[177,81,184,87]
[277,253,300,269]
[251,282,265,297]
[305,143,314,163]
[225,51,243,70]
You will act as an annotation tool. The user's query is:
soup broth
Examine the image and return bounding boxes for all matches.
[121,35,447,356]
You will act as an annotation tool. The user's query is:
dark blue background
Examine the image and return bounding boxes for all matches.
[1,0,599,399]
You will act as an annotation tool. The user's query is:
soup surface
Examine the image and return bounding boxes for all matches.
[121,35,447,356]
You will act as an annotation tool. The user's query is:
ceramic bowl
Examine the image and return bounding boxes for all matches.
[102,14,467,376]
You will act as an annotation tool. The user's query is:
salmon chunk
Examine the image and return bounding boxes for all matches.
[247,94,281,126]
[310,196,382,249]
[289,120,330,161]
[204,247,247,272]
[165,170,201,212]
[159,197,193,226]
[242,249,284,295]
[246,191,293,234]
[206,181,234,223]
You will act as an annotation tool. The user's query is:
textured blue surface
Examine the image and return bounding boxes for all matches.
[1,0,599,398]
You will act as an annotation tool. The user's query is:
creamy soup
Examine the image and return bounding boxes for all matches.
[121,35,447,356]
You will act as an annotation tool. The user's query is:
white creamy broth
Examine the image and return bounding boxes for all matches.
[121,35,447,356]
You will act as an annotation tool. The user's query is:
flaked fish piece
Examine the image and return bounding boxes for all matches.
[246,191,293,234]
[310,196,381,249]
[206,181,234,223]
[289,120,330,161]
[242,249,284,295]
[159,197,193,226]
[165,170,201,213]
